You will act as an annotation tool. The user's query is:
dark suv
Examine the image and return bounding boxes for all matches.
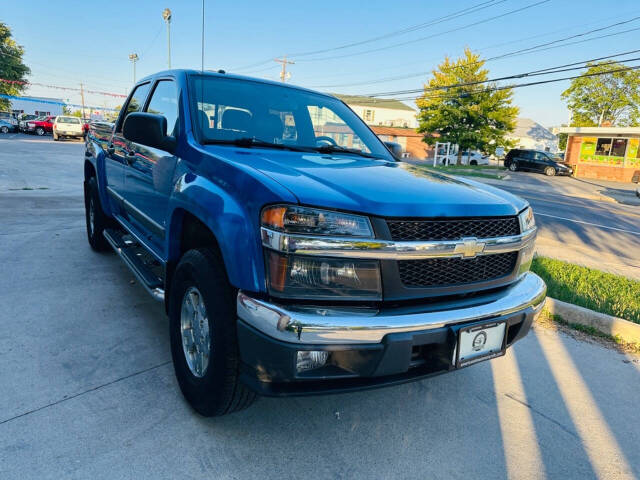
[504,149,573,177]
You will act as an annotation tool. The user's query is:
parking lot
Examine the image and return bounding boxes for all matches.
[1,134,639,479]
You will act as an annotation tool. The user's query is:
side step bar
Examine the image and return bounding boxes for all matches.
[103,228,165,302]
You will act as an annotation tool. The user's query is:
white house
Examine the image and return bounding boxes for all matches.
[9,96,64,117]
[507,118,558,153]
[334,94,418,128]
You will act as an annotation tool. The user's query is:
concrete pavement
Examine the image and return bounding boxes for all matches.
[1,135,639,479]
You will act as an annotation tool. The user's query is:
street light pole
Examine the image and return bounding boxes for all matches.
[128,53,139,83]
[162,8,172,69]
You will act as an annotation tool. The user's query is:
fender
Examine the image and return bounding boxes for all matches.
[166,173,266,293]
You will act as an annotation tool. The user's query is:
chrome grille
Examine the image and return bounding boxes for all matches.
[398,252,518,288]
[387,217,520,241]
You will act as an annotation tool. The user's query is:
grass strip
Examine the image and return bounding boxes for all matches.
[531,256,640,324]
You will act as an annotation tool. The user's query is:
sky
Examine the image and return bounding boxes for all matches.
[3,0,640,127]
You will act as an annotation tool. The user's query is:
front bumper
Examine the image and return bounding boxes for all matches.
[237,272,546,396]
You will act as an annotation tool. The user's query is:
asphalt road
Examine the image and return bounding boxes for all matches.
[1,134,639,479]
[476,173,640,280]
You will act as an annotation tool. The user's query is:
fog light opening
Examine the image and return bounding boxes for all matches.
[296,350,330,372]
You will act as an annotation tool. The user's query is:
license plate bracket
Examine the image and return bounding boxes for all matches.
[454,320,507,368]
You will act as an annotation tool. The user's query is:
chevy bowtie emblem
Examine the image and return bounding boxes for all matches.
[454,237,486,258]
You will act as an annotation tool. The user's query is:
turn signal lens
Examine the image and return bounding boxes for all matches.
[518,207,536,233]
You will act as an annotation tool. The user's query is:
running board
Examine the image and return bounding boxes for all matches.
[103,228,165,302]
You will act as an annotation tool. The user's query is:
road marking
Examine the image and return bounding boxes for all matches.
[524,194,640,219]
[535,212,640,235]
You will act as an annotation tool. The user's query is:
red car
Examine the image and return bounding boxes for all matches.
[26,116,56,136]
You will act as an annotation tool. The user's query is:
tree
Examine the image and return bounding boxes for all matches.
[561,61,640,127]
[417,48,518,164]
[0,22,30,111]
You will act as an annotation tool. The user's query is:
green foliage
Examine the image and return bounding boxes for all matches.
[62,106,72,115]
[557,132,568,151]
[0,22,30,111]
[417,48,519,164]
[561,61,640,127]
[531,256,640,324]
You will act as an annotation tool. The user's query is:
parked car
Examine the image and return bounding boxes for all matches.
[440,150,490,166]
[83,70,545,416]
[53,116,85,140]
[26,116,56,136]
[504,149,573,176]
[0,111,18,126]
[18,114,39,132]
[0,119,18,133]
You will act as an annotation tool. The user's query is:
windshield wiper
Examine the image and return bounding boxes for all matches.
[313,144,386,159]
[203,137,311,152]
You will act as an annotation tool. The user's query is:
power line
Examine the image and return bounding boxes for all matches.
[309,16,640,89]
[362,50,640,97]
[288,0,506,57]
[230,0,510,71]
[294,0,551,63]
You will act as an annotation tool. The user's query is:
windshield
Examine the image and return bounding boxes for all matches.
[58,116,80,124]
[188,75,390,158]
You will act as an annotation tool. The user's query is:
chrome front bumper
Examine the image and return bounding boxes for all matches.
[237,272,546,345]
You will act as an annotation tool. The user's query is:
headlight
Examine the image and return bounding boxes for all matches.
[261,205,380,300]
[518,207,535,234]
[261,205,373,237]
[265,251,381,300]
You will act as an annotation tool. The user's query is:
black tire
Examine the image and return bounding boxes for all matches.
[508,162,518,172]
[544,166,556,176]
[470,160,478,166]
[84,176,112,251]
[0,126,8,134]
[169,248,256,417]
[36,127,45,136]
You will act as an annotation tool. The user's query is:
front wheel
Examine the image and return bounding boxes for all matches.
[35,127,45,136]
[0,126,8,134]
[508,162,518,171]
[544,166,556,176]
[169,248,256,417]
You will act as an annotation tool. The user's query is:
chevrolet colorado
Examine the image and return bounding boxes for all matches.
[84,70,546,416]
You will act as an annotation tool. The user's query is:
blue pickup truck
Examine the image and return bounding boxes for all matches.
[84,69,546,416]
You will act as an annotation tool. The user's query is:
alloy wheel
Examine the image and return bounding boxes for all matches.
[180,286,211,378]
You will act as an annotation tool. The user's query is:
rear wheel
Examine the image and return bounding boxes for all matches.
[0,126,8,134]
[508,162,518,171]
[169,248,256,417]
[470,160,478,166]
[544,166,556,176]
[53,132,59,141]
[84,177,112,251]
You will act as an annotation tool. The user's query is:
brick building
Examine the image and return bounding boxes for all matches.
[371,126,433,159]
[558,126,640,182]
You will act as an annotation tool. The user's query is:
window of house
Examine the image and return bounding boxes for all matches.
[611,138,627,157]
[595,138,612,156]
[363,109,375,122]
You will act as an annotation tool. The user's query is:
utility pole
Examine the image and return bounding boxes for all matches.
[162,8,172,69]
[274,56,294,83]
[129,53,139,83]
[80,83,86,120]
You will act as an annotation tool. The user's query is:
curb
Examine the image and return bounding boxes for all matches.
[544,297,640,344]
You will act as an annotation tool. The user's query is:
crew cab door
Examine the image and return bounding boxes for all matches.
[121,79,180,248]
[106,82,151,215]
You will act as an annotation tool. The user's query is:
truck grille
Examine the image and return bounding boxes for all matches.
[398,252,518,288]
[387,217,520,241]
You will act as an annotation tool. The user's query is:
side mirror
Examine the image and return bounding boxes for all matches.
[384,141,403,160]
[122,112,176,154]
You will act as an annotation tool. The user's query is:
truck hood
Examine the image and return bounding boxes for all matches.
[206,147,527,217]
